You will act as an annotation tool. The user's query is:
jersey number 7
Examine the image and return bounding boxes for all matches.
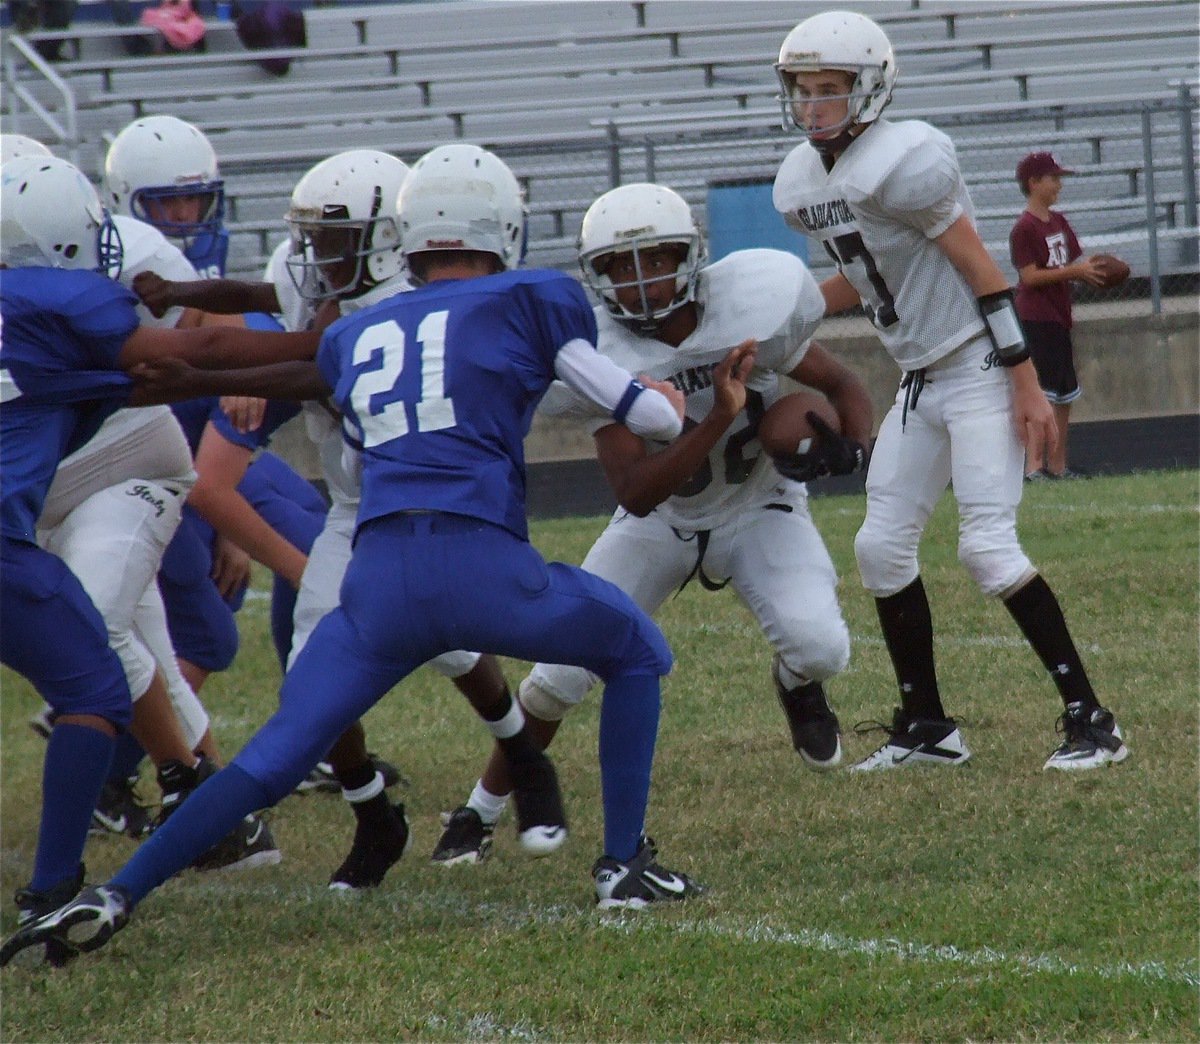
[824,231,899,328]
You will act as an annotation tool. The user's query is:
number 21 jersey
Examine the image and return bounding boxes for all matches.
[773,118,985,371]
[317,268,596,541]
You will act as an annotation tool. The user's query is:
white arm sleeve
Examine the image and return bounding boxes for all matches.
[554,338,682,441]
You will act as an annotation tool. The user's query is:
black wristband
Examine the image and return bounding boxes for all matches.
[978,289,1029,366]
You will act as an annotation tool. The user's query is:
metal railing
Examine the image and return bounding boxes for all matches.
[2,32,79,165]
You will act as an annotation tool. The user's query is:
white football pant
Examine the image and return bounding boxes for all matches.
[521,482,849,721]
[37,407,209,745]
[854,334,1033,599]
[39,480,184,702]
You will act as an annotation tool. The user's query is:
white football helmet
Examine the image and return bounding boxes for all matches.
[0,155,123,276]
[285,149,409,302]
[0,133,52,165]
[775,11,897,146]
[104,115,224,242]
[398,143,527,277]
[577,183,705,333]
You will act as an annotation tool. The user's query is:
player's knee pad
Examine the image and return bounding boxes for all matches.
[854,519,920,598]
[518,667,594,722]
[957,525,1033,599]
[160,576,240,673]
[429,649,482,679]
[775,617,850,684]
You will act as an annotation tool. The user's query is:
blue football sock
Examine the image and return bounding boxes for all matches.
[111,764,271,906]
[31,723,115,892]
[598,673,661,862]
[106,730,146,783]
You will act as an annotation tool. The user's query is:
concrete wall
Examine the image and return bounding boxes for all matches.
[269,297,1198,473]
[522,298,1199,463]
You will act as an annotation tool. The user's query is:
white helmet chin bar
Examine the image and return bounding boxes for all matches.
[578,183,705,334]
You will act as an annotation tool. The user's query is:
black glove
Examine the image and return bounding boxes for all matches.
[773,412,868,483]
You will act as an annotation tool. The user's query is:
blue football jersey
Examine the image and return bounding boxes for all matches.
[184,228,230,280]
[318,268,597,540]
[0,268,138,542]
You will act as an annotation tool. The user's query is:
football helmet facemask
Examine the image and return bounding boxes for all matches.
[0,155,123,277]
[285,149,409,302]
[578,183,705,335]
[398,143,527,278]
[775,11,897,152]
[104,115,224,244]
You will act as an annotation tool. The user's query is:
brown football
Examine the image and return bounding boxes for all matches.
[758,390,841,458]
[1090,253,1130,289]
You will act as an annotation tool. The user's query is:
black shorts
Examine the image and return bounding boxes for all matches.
[1022,319,1080,405]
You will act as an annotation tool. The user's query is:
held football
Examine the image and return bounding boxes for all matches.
[757,390,841,457]
[1090,253,1131,289]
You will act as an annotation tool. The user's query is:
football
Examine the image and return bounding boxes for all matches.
[757,390,841,458]
[1090,253,1131,289]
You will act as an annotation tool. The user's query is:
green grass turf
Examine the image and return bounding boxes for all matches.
[2,469,1196,1042]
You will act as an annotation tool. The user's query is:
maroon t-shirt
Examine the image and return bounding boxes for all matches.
[1010,209,1082,329]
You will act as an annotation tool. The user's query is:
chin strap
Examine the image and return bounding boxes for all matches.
[811,129,858,156]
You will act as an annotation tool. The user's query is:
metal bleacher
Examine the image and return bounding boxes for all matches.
[4,0,1196,283]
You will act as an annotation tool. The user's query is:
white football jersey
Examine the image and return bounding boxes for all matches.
[544,249,824,531]
[265,237,315,336]
[773,118,985,370]
[113,215,199,331]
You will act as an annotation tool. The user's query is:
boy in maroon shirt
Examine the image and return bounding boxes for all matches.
[1010,152,1106,479]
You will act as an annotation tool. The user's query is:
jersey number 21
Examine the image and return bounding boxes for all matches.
[349,312,457,448]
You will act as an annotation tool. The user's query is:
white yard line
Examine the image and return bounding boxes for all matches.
[600,915,1200,989]
[188,880,1200,990]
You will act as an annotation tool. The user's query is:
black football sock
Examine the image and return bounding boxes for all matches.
[1003,574,1098,710]
[874,577,947,721]
[337,760,391,828]
[479,688,542,766]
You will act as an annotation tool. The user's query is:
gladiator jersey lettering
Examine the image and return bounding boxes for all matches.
[0,268,138,542]
[544,250,822,531]
[773,119,985,370]
[318,268,597,540]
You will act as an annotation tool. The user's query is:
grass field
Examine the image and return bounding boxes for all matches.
[2,469,1197,1042]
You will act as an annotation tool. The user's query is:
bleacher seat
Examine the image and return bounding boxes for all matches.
[3,0,1194,279]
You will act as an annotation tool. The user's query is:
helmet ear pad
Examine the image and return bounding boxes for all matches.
[364,216,401,284]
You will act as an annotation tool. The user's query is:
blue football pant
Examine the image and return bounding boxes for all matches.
[110,511,673,902]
